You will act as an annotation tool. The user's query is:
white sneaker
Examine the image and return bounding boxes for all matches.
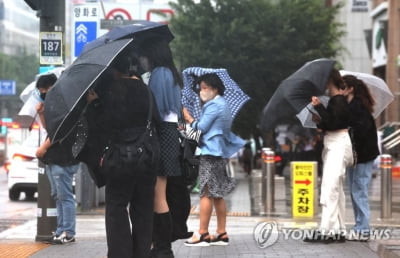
[51,232,76,244]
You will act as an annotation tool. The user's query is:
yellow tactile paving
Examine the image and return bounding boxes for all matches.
[0,242,49,258]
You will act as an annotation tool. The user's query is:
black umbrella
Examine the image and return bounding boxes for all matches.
[82,20,174,53]
[259,58,336,133]
[44,38,133,143]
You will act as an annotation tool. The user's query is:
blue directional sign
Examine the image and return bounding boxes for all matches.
[74,21,97,57]
[0,80,16,95]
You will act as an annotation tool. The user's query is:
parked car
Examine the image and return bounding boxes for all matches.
[6,132,40,201]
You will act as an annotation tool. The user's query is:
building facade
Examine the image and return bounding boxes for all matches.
[0,0,39,56]
[370,0,399,124]
[333,0,372,73]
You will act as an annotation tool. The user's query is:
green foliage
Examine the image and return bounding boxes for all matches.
[0,50,39,94]
[169,0,344,139]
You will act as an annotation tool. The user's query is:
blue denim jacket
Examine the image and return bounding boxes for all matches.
[191,96,245,158]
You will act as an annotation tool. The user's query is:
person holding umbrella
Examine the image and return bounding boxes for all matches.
[83,53,161,258]
[35,74,80,244]
[182,73,245,246]
[303,68,353,243]
[342,75,380,241]
[138,38,188,258]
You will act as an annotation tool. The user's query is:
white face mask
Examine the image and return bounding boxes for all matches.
[139,57,150,72]
[200,90,215,103]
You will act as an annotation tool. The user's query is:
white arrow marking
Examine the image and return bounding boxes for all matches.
[76,24,88,35]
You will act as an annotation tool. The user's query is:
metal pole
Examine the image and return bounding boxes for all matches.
[380,154,392,219]
[35,0,66,242]
[261,147,275,214]
[36,161,57,242]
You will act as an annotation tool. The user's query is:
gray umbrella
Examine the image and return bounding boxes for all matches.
[259,58,335,133]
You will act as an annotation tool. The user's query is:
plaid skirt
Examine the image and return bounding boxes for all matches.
[199,155,236,198]
[158,122,181,177]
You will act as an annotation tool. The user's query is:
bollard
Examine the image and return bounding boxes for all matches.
[261,148,275,214]
[248,169,263,216]
[380,154,392,219]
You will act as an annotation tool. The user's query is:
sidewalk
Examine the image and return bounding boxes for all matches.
[0,163,399,257]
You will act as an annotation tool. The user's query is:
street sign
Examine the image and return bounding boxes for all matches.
[0,80,16,96]
[105,8,132,20]
[40,32,63,65]
[291,161,317,218]
[100,19,139,30]
[74,21,97,57]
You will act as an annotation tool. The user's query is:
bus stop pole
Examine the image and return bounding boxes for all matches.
[36,161,57,242]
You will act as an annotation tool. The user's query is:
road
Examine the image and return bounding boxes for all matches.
[0,167,37,231]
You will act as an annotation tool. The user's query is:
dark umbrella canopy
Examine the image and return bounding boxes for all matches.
[44,38,133,143]
[82,20,173,53]
[260,58,335,133]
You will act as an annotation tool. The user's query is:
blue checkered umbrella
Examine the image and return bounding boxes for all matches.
[182,67,250,120]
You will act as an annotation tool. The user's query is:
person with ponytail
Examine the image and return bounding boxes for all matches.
[342,75,380,241]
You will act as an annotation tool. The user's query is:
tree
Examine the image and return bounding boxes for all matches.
[169,0,345,143]
[0,50,39,93]
[0,50,39,118]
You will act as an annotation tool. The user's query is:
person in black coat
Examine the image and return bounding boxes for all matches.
[342,75,380,241]
[81,54,161,258]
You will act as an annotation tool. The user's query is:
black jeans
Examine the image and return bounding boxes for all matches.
[105,163,156,258]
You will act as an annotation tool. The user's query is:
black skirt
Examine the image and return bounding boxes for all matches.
[158,122,181,176]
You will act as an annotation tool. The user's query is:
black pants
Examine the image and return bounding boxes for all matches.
[166,175,191,241]
[105,164,156,258]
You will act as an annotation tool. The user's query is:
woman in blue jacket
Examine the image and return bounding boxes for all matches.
[183,73,245,246]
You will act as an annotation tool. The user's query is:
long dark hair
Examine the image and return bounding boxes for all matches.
[139,38,183,88]
[342,74,375,114]
[329,68,346,90]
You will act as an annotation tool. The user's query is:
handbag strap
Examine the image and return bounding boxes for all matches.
[145,85,153,132]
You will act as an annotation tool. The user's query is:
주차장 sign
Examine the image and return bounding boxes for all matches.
[291,161,318,217]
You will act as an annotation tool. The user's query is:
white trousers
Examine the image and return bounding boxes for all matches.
[319,130,353,233]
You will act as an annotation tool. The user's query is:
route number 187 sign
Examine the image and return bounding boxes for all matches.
[40,32,63,65]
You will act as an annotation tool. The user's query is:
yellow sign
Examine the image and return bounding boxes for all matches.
[292,162,316,217]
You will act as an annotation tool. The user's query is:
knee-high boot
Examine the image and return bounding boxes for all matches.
[151,212,174,258]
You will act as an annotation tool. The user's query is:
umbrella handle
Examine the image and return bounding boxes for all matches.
[29,113,38,131]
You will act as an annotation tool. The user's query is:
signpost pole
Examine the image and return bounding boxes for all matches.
[24,0,65,242]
